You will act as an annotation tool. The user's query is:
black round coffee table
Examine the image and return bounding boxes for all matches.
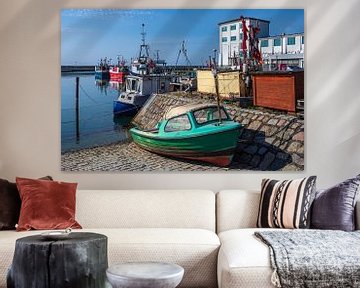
[7,232,108,288]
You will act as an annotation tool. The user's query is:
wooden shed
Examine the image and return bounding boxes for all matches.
[196,70,247,99]
[252,71,304,113]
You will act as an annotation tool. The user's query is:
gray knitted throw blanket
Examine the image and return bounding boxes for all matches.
[255,230,360,288]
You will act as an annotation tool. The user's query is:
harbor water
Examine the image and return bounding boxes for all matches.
[61,73,131,153]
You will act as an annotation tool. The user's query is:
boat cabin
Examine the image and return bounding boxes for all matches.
[156,104,232,132]
[125,75,171,96]
[116,75,172,106]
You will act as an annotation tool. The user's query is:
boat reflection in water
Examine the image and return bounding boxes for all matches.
[112,114,133,140]
[113,114,133,128]
[109,80,125,92]
[95,79,109,95]
[95,79,126,95]
[130,104,241,167]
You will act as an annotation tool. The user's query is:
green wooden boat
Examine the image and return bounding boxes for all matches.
[129,104,241,166]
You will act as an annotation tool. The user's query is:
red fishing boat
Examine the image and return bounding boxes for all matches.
[109,56,129,83]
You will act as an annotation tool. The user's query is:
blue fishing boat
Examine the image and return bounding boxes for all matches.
[113,24,172,115]
[113,74,171,115]
[95,58,110,80]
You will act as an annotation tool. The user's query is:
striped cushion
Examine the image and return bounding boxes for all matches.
[257,177,317,229]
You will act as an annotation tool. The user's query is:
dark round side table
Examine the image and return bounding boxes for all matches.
[7,232,108,288]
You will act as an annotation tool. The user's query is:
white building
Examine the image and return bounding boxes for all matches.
[259,33,304,68]
[218,17,270,67]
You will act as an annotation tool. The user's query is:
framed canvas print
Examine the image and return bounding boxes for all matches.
[61,9,304,172]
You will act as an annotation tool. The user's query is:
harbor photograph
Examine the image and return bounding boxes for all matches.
[61,9,305,172]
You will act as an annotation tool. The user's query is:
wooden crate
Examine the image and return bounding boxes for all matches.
[196,69,247,98]
[196,70,216,94]
[252,71,304,112]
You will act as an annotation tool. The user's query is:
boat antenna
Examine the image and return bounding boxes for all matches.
[155,50,160,62]
[141,23,146,46]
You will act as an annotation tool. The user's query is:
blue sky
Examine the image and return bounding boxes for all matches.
[61,9,304,66]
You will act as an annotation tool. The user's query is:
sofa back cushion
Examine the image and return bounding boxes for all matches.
[76,190,216,231]
[216,190,260,233]
[217,190,360,233]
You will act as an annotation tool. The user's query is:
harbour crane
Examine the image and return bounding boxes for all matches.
[175,40,191,67]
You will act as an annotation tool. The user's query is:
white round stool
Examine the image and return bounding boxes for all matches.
[106,262,184,288]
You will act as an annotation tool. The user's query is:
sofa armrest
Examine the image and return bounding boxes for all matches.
[356,200,360,230]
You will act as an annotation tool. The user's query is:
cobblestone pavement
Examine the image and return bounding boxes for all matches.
[61,141,228,172]
[61,141,298,172]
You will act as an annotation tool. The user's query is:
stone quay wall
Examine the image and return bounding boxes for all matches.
[133,93,304,171]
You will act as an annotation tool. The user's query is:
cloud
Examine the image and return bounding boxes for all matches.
[61,9,153,19]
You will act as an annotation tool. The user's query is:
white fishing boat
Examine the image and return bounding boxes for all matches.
[113,74,171,115]
[130,24,166,76]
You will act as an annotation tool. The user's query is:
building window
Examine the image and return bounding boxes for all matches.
[230,36,237,41]
[261,40,268,47]
[239,23,243,29]
[222,37,227,42]
[221,26,227,32]
[274,38,281,46]
[287,37,295,45]
[301,36,304,44]
[230,24,236,30]
[239,33,243,40]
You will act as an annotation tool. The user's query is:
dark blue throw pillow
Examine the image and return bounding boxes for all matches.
[311,174,360,231]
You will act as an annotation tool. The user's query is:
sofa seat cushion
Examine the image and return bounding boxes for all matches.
[218,228,281,288]
[102,228,220,288]
[0,228,219,288]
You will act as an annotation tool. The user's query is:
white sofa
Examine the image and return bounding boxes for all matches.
[0,190,219,288]
[1,189,359,288]
[216,190,360,288]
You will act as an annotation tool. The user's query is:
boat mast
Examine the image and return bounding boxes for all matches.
[139,23,150,61]
[211,51,222,124]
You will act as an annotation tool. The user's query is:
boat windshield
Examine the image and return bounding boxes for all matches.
[164,114,192,132]
[126,78,141,93]
[193,107,230,125]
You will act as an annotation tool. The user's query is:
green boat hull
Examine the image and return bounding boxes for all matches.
[130,122,240,166]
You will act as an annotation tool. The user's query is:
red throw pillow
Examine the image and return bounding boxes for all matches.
[0,176,53,230]
[16,177,82,231]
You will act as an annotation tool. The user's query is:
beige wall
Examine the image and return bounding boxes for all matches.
[1,0,359,190]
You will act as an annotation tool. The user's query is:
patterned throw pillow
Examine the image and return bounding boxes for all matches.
[257,176,317,229]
